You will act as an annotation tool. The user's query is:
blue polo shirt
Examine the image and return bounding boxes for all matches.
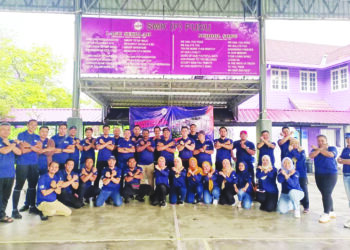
[37,173,59,205]
[38,138,49,174]
[278,139,290,161]
[80,138,95,164]
[214,138,233,164]
[101,167,121,191]
[155,168,170,187]
[188,133,198,141]
[277,170,303,194]
[258,143,276,167]
[287,149,307,178]
[256,167,278,194]
[234,140,255,166]
[17,130,40,165]
[177,137,195,160]
[158,138,176,164]
[124,166,143,186]
[57,169,79,193]
[312,146,338,175]
[96,136,115,162]
[117,138,135,165]
[170,168,187,188]
[137,139,155,165]
[0,138,16,178]
[195,139,213,166]
[69,137,81,164]
[51,134,74,164]
[80,166,97,188]
[340,147,350,174]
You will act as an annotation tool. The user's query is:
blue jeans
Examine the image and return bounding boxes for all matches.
[277,189,304,214]
[203,187,220,204]
[186,183,203,203]
[96,189,122,207]
[237,189,253,209]
[169,186,187,204]
[344,174,350,208]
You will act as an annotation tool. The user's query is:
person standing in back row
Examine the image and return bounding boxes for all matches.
[278,126,293,161]
[177,126,195,170]
[214,127,233,172]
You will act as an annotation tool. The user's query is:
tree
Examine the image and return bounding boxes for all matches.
[0,38,73,119]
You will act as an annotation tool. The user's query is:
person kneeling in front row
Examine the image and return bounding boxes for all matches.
[37,161,72,221]
[201,161,220,205]
[151,156,170,207]
[169,158,187,205]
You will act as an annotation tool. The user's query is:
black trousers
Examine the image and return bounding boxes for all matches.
[95,161,108,188]
[122,184,152,200]
[315,174,337,214]
[152,184,169,202]
[59,163,65,170]
[12,164,39,209]
[299,177,309,209]
[256,191,278,212]
[0,178,14,218]
[215,161,223,172]
[219,184,236,205]
[181,158,190,170]
[79,182,100,201]
[57,190,84,208]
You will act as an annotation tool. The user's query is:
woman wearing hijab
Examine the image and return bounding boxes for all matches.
[256,155,278,212]
[287,139,309,213]
[169,158,187,205]
[218,159,238,206]
[151,156,170,207]
[234,161,253,209]
[277,157,304,218]
[186,157,203,204]
[201,161,220,205]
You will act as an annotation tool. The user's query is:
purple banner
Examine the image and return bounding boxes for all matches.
[81,17,259,76]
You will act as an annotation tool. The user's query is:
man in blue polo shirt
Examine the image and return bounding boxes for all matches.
[157,128,176,169]
[12,119,42,219]
[95,125,115,188]
[80,127,96,169]
[68,126,83,173]
[79,157,100,203]
[136,129,155,191]
[188,124,198,141]
[214,127,233,171]
[152,126,162,164]
[257,130,276,167]
[112,127,123,160]
[37,161,71,221]
[338,134,350,228]
[117,129,135,172]
[278,126,293,161]
[57,158,83,208]
[0,123,21,223]
[194,130,214,167]
[233,130,256,183]
[177,126,195,170]
[51,123,75,170]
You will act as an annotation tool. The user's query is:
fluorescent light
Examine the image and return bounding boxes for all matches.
[132,91,210,96]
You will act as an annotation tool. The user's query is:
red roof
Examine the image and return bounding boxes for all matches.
[5,108,102,123]
[238,109,350,124]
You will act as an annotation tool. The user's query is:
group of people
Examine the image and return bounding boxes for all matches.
[0,121,349,228]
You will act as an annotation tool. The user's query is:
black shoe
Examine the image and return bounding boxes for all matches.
[19,205,29,212]
[40,212,48,221]
[176,200,184,205]
[106,197,113,205]
[151,200,159,206]
[29,206,41,215]
[124,198,130,204]
[192,199,198,205]
[12,210,22,219]
[136,196,145,202]
[160,201,167,207]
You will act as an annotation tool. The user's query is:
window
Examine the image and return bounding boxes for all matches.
[271,69,289,90]
[331,66,348,91]
[300,71,317,93]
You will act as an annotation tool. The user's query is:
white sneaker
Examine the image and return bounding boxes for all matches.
[232,201,238,207]
[213,200,218,205]
[344,219,350,228]
[329,212,337,219]
[237,201,242,208]
[319,213,331,223]
[294,210,301,218]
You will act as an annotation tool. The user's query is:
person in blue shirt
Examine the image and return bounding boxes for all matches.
[117,129,135,173]
[278,126,293,161]
[95,125,115,189]
[277,157,304,218]
[234,161,253,209]
[256,155,278,212]
[68,126,83,173]
[194,130,214,167]
[80,127,96,169]
[177,126,195,170]
[95,156,122,207]
[337,134,350,228]
[169,158,187,205]
[136,129,155,192]
[186,157,203,204]
[122,157,152,203]
[233,130,256,184]
[310,134,338,223]
[51,123,75,170]
[152,126,162,164]
[218,159,238,206]
[188,124,198,141]
[151,156,170,207]
[0,123,21,223]
[112,127,123,160]
[287,139,309,213]
[79,157,100,204]
[157,127,176,169]
[36,161,71,221]
[257,130,276,167]
[56,158,83,208]
[12,119,42,219]
[214,127,233,172]
[201,161,220,205]
[131,125,143,143]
